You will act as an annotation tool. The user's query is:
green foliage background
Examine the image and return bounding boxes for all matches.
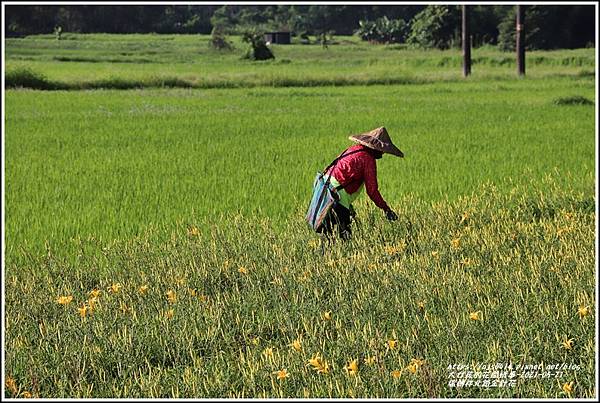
[5,5,595,50]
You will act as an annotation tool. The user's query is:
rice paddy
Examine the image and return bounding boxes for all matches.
[3,33,597,398]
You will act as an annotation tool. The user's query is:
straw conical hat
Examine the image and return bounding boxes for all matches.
[349,127,404,157]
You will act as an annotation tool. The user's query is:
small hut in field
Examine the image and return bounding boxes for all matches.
[264,31,291,45]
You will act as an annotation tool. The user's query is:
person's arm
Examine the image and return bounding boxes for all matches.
[363,157,390,211]
[363,156,398,221]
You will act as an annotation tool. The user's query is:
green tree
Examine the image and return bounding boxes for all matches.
[3,4,595,48]
[498,5,595,51]
[407,5,461,49]
[241,30,274,60]
[210,5,240,33]
[469,5,508,46]
[498,6,551,51]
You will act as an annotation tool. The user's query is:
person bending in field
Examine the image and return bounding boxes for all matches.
[321,126,403,240]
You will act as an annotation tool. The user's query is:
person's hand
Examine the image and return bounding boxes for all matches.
[385,209,398,222]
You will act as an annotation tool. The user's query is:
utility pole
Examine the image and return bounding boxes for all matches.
[516,5,525,76]
[462,5,471,77]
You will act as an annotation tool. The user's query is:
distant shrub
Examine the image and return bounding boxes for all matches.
[552,96,594,106]
[5,67,55,89]
[299,31,311,44]
[241,30,274,61]
[209,26,234,51]
[355,20,377,42]
[355,16,408,44]
[316,30,336,49]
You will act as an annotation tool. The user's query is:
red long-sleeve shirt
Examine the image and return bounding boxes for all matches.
[325,144,390,211]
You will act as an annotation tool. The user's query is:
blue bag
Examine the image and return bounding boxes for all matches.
[305,172,340,232]
[305,148,362,232]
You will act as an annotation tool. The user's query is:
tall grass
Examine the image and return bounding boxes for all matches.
[4,176,595,398]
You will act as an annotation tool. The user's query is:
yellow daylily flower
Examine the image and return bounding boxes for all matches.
[577,304,589,318]
[451,238,461,249]
[388,339,397,350]
[138,285,149,295]
[562,338,574,350]
[238,266,248,274]
[407,358,426,374]
[78,304,88,318]
[345,359,359,375]
[89,289,101,298]
[469,311,482,321]
[562,381,574,395]
[166,290,177,304]
[5,376,18,395]
[307,353,330,374]
[88,296,98,311]
[273,369,289,380]
[323,311,332,320]
[56,295,73,305]
[412,358,426,365]
[391,369,402,378]
[291,339,302,352]
[109,283,122,294]
[307,354,320,367]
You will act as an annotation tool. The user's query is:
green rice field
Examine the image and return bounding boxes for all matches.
[3,34,597,398]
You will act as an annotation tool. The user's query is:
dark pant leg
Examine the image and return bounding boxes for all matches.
[321,203,352,241]
[335,203,352,240]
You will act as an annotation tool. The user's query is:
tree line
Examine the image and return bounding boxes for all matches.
[5,4,595,50]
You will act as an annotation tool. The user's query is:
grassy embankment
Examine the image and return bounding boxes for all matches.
[5,33,595,89]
